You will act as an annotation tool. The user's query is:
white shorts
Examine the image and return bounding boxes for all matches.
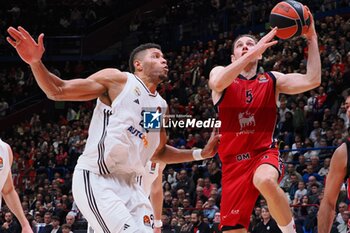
[72,169,154,233]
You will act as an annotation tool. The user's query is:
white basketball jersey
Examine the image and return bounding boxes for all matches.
[0,139,11,209]
[137,161,160,197]
[76,72,167,176]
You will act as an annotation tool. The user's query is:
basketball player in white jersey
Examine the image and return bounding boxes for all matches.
[7,26,221,233]
[86,100,165,233]
[0,139,33,233]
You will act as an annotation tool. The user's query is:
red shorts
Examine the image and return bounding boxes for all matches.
[219,149,284,230]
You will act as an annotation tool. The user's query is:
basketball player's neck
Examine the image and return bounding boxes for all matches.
[241,62,258,80]
[135,72,158,94]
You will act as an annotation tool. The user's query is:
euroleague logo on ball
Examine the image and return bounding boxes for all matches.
[277,4,290,13]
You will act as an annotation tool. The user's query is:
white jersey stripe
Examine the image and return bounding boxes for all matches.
[83,170,111,233]
[97,109,111,174]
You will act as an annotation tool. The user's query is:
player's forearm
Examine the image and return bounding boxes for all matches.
[210,53,255,92]
[3,190,31,228]
[153,145,194,164]
[150,188,163,220]
[317,202,335,233]
[305,35,321,87]
[30,61,65,100]
[153,145,212,164]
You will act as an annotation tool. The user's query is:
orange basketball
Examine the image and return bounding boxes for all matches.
[269,1,311,39]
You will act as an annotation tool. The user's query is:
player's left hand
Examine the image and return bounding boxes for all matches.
[304,6,317,39]
[201,128,222,159]
[153,227,161,233]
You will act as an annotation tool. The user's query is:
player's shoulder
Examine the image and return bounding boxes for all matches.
[332,143,347,165]
[335,142,347,155]
[270,71,283,79]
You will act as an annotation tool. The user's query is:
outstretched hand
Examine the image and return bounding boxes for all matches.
[201,128,222,159]
[249,27,278,60]
[7,26,45,65]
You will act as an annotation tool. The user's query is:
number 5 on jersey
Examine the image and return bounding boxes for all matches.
[246,89,253,104]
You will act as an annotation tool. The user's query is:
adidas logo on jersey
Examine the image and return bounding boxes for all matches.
[134,99,140,104]
[123,224,130,230]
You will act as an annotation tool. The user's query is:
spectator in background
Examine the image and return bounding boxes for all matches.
[176,169,195,194]
[38,212,52,233]
[167,167,178,189]
[210,212,221,233]
[48,216,62,233]
[180,214,193,233]
[203,177,215,198]
[252,206,282,233]
[64,212,76,232]
[280,164,302,192]
[203,197,219,220]
[293,181,307,206]
[318,157,331,177]
[335,202,348,226]
[1,212,21,233]
[288,174,300,202]
[190,211,210,233]
[61,224,72,233]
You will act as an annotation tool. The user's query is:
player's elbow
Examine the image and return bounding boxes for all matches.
[310,70,321,87]
[313,72,321,87]
[209,79,224,93]
[46,93,62,101]
[46,87,65,101]
[305,74,321,90]
[2,185,14,196]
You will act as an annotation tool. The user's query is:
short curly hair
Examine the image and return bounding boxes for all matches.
[129,43,161,73]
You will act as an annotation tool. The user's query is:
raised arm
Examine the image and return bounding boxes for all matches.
[274,10,321,95]
[208,27,277,94]
[7,26,126,101]
[150,162,166,233]
[2,144,33,233]
[318,143,347,233]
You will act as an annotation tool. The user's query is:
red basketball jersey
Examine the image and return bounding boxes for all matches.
[216,72,278,164]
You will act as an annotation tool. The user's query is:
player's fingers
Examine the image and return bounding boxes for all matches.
[17,26,30,39]
[7,27,24,41]
[38,33,45,49]
[210,127,217,136]
[304,5,311,13]
[264,27,277,41]
[266,40,278,48]
[6,37,16,48]
[304,6,314,23]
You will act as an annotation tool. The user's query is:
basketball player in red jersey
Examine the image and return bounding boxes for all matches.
[209,9,320,233]
[318,95,350,233]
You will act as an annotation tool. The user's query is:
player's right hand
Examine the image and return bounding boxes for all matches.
[250,27,278,60]
[7,26,45,65]
[153,227,161,233]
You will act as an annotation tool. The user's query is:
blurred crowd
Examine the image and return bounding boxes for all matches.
[1,0,350,233]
